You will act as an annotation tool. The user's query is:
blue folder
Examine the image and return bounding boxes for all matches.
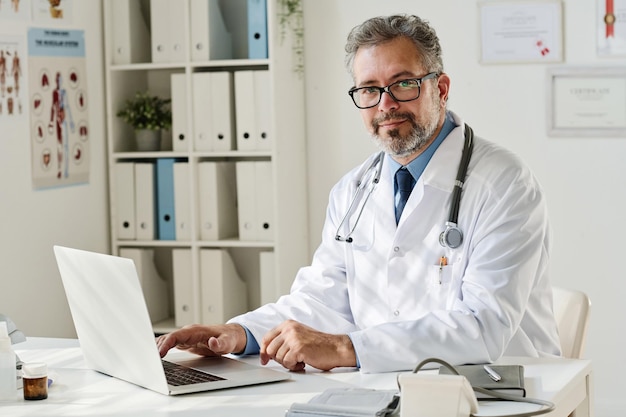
[156,158,176,240]
[247,0,268,59]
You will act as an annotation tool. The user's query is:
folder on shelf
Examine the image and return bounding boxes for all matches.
[254,70,272,151]
[234,70,272,151]
[119,248,169,323]
[150,0,187,63]
[199,249,248,325]
[235,161,274,241]
[114,162,136,240]
[198,161,238,241]
[110,0,151,64]
[156,158,177,240]
[255,161,274,241]
[170,73,189,152]
[172,248,195,327]
[134,162,157,241]
[190,0,233,61]
[259,250,277,305]
[173,162,192,241]
[192,72,235,152]
[234,71,255,151]
[247,0,268,59]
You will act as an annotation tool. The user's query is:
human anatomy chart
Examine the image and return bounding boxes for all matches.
[28,28,88,188]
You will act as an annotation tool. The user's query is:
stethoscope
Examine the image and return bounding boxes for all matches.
[335,123,474,248]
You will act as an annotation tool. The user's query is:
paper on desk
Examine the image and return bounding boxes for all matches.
[285,387,399,417]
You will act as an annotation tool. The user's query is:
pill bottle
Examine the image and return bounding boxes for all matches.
[22,362,48,400]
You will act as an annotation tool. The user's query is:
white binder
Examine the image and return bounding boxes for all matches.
[254,70,272,151]
[192,72,235,151]
[199,249,248,325]
[134,162,156,240]
[234,71,256,151]
[259,251,277,305]
[170,73,189,152]
[198,161,238,241]
[150,0,187,63]
[189,0,233,61]
[110,0,151,64]
[235,161,257,240]
[115,162,136,240]
[172,248,195,327]
[234,70,271,151]
[255,161,274,241]
[236,161,274,241]
[119,248,169,323]
[173,162,192,241]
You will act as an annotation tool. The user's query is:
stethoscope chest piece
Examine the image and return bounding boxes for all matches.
[439,222,463,249]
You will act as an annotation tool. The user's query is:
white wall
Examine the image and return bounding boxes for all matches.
[0,0,108,338]
[302,1,623,416]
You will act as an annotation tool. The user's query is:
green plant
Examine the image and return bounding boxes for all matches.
[116,91,172,131]
[277,0,304,77]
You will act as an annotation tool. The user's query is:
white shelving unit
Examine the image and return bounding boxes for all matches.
[102,0,308,333]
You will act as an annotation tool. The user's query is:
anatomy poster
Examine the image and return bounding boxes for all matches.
[28,28,89,189]
[0,36,25,121]
[0,0,31,20]
[31,0,72,23]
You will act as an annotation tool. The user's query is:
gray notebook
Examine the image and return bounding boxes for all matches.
[439,364,525,398]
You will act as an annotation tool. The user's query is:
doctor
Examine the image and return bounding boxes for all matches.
[157,14,561,373]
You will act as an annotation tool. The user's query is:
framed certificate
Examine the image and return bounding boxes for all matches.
[479,0,563,64]
[597,0,626,56]
[547,67,626,137]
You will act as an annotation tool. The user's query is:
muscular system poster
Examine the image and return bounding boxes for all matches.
[28,27,88,189]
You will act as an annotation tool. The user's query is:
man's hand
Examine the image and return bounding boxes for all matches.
[260,320,357,371]
[156,323,247,358]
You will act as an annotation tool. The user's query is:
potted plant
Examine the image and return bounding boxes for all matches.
[116,91,172,151]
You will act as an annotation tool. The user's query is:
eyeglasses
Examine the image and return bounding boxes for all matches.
[348,72,438,109]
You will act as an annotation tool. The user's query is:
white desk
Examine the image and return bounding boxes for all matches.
[7,338,593,417]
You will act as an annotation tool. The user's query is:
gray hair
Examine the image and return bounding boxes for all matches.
[345,14,444,79]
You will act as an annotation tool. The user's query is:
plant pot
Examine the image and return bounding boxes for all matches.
[135,129,161,151]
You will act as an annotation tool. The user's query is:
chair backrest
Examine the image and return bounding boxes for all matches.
[552,287,591,358]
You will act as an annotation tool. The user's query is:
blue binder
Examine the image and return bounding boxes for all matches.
[156,158,176,240]
[247,0,268,59]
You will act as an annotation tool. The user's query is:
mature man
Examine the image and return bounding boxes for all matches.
[157,14,561,373]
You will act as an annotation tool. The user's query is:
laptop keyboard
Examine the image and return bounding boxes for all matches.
[162,360,226,386]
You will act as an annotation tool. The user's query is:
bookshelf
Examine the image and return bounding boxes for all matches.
[102,0,308,333]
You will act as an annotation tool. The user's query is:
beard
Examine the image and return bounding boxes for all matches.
[370,94,442,158]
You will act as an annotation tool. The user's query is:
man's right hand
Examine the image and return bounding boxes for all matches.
[156,323,247,358]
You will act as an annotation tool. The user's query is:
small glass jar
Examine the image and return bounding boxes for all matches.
[22,362,48,401]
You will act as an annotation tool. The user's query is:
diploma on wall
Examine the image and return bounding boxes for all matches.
[547,67,626,137]
[479,0,563,64]
[597,0,626,56]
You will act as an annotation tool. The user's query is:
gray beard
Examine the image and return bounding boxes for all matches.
[371,111,439,158]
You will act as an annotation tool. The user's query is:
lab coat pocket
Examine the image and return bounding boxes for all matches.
[429,264,453,288]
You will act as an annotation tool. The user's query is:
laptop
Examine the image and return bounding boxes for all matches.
[53,245,290,395]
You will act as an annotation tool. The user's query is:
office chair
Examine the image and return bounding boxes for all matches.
[552,287,591,359]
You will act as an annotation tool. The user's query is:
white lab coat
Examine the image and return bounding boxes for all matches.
[231,111,561,373]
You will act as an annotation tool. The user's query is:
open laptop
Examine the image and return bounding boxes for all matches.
[53,245,290,395]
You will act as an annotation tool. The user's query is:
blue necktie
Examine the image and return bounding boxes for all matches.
[395,168,414,224]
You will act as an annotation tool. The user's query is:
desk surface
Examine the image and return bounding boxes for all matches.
[7,338,592,417]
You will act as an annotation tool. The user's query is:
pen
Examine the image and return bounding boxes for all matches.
[483,365,501,382]
[438,256,447,284]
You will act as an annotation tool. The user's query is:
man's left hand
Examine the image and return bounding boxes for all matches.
[259,320,357,371]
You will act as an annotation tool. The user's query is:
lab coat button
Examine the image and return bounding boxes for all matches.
[393,310,400,316]
[393,246,400,252]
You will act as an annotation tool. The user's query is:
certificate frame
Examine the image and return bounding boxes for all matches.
[547,66,626,137]
[479,0,563,64]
